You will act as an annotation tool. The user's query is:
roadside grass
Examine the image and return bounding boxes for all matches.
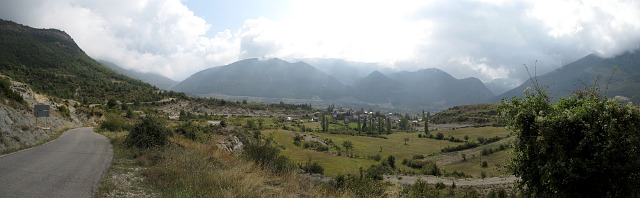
[434,127,510,141]
[443,148,513,178]
[96,131,158,197]
[144,135,342,197]
[264,129,375,178]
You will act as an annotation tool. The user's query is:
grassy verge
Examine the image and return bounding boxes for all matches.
[96,131,158,197]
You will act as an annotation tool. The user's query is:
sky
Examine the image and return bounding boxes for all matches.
[1,0,639,89]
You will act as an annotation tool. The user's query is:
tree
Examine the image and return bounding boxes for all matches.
[464,135,469,141]
[246,119,256,129]
[107,97,118,109]
[377,117,384,134]
[387,155,396,169]
[399,116,409,130]
[321,114,326,132]
[386,118,391,134]
[499,80,640,197]
[357,115,361,132]
[342,140,354,152]
[257,117,264,129]
[362,117,367,132]
[424,116,429,135]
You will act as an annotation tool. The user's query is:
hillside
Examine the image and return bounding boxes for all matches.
[300,58,394,86]
[352,71,404,103]
[171,58,349,100]
[497,52,640,102]
[0,19,161,104]
[389,68,496,107]
[99,60,177,90]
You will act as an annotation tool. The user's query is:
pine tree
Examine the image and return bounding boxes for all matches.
[424,115,429,135]
[321,114,326,132]
[357,115,361,133]
[386,117,391,134]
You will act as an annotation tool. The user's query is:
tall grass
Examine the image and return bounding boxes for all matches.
[145,137,341,197]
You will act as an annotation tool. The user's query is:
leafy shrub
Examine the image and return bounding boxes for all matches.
[412,154,425,159]
[441,142,480,152]
[476,136,485,144]
[174,122,211,141]
[499,80,640,197]
[334,174,386,197]
[365,164,391,180]
[368,154,382,161]
[481,161,488,168]
[125,117,171,148]
[57,105,71,118]
[301,160,324,175]
[100,116,130,132]
[293,135,302,146]
[421,162,441,176]
[435,132,444,140]
[243,139,294,174]
[0,77,24,104]
[386,155,396,169]
[402,179,441,197]
[403,159,429,169]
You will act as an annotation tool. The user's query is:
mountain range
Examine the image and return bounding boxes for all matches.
[2,18,639,113]
[497,51,640,103]
[170,58,497,112]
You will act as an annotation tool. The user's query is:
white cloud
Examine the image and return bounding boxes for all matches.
[1,0,640,85]
[0,0,239,80]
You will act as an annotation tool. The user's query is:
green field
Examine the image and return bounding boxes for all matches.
[263,126,514,178]
[442,148,513,178]
[263,129,374,178]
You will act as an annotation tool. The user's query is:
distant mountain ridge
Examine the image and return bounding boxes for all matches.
[173,58,497,111]
[171,58,349,100]
[98,60,177,90]
[497,51,640,103]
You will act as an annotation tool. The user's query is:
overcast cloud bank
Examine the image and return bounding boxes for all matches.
[1,0,638,86]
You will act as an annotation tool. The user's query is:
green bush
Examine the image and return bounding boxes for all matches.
[100,116,130,132]
[0,78,24,104]
[500,81,640,197]
[402,179,441,197]
[243,139,294,174]
[125,117,171,148]
[174,122,210,141]
[334,174,386,197]
[301,160,324,175]
[421,162,441,176]
[481,161,488,168]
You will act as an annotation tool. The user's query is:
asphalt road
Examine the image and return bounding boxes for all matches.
[0,127,113,198]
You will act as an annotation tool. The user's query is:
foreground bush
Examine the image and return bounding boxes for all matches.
[500,83,640,197]
[125,117,171,148]
[243,139,295,174]
[99,116,130,132]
